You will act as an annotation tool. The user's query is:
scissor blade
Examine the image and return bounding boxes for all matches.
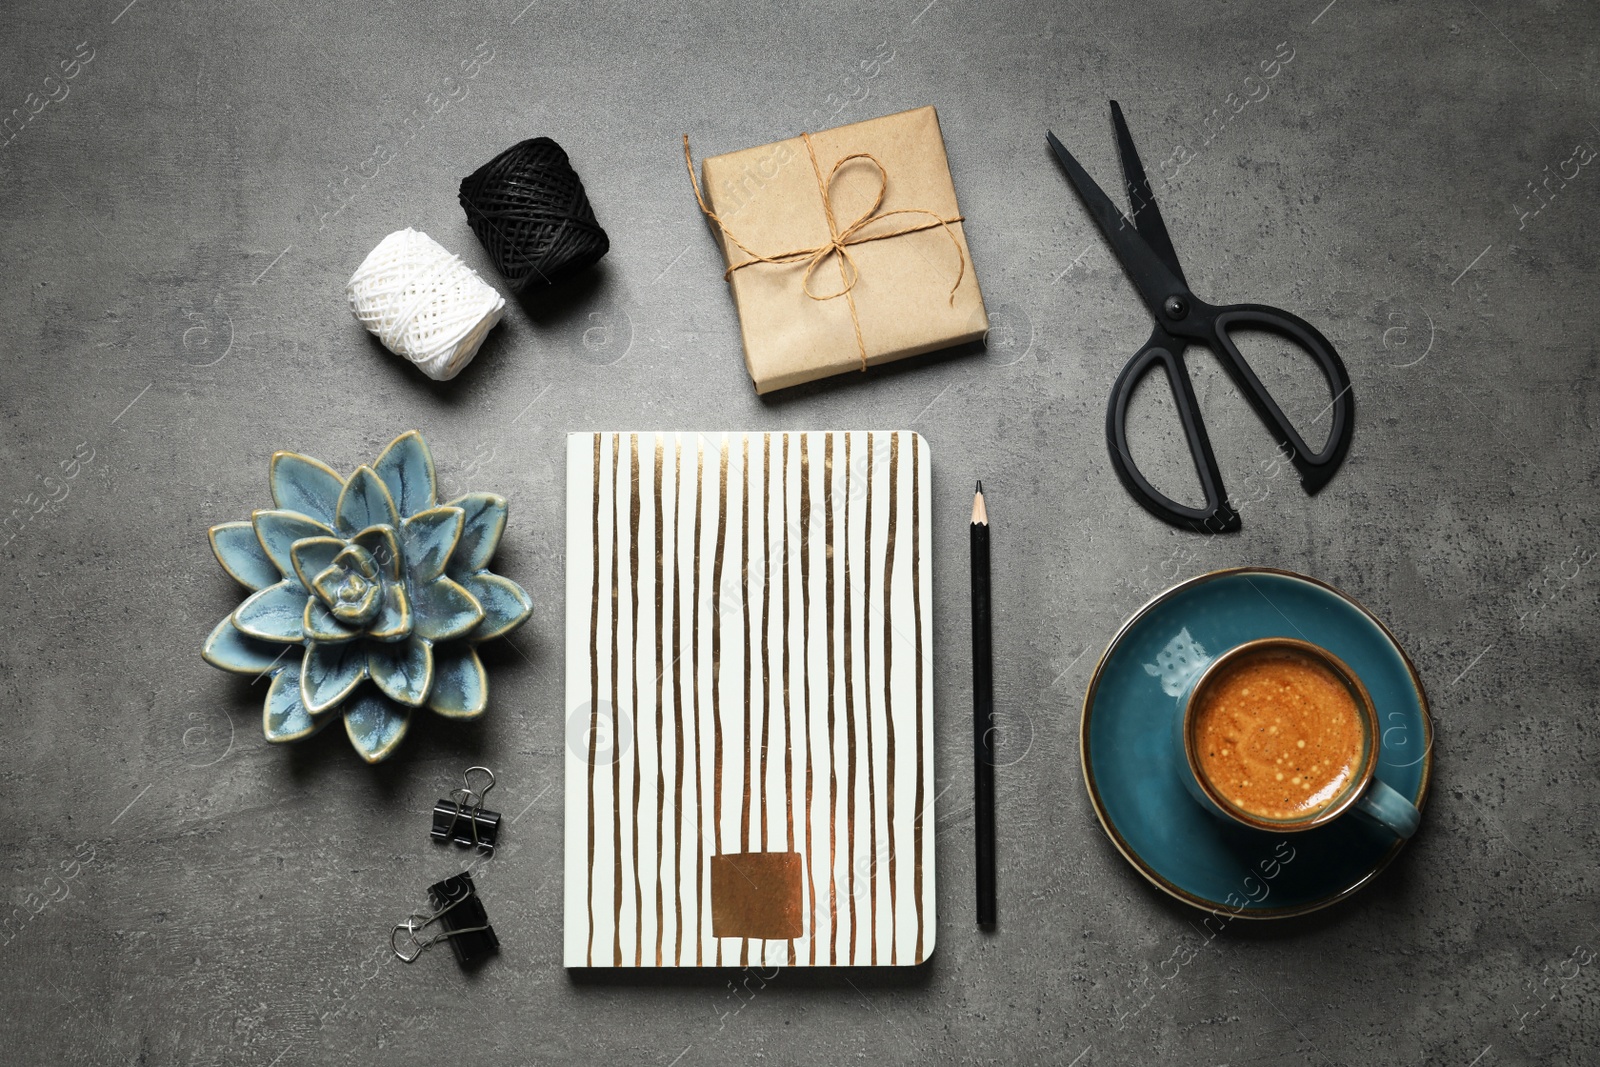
[1047,130,1188,315]
[1109,101,1186,287]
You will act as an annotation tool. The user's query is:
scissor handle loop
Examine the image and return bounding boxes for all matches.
[1106,337,1241,535]
[1206,303,1354,494]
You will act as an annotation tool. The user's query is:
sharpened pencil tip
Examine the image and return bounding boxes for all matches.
[975,480,982,494]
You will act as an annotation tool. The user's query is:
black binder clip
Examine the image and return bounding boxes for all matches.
[391,871,499,967]
[431,766,500,853]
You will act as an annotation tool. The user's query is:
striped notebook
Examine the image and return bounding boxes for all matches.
[563,431,936,968]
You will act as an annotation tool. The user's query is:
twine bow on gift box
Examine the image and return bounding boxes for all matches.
[685,133,968,371]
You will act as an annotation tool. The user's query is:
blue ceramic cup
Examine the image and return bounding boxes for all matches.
[1174,637,1421,838]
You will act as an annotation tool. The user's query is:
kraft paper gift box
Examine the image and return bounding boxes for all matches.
[690,105,989,394]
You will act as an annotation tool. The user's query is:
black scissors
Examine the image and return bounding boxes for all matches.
[1047,102,1354,533]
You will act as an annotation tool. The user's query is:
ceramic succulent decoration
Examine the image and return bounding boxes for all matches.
[201,431,532,762]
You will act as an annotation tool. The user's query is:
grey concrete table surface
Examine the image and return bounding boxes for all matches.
[2,0,1596,1063]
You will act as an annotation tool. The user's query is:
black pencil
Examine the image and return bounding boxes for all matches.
[970,481,997,927]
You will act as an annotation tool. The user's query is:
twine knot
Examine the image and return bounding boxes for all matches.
[686,132,967,371]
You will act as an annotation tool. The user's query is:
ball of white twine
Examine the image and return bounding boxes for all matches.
[346,228,506,381]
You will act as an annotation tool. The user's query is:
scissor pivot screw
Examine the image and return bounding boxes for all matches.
[1163,296,1188,320]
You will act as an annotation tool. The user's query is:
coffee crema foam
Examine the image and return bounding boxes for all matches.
[1193,650,1366,821]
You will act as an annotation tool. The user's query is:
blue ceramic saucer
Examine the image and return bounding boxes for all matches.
[1081,568,1433,918]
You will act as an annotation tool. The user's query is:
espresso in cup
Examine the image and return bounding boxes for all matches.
[1191,648,1370,824]
[1175,637,1421,838]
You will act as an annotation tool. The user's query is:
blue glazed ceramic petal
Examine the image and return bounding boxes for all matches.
[351,525,402,581]
[428,646,488,719]
[1081,568,1432,919]
[202,617,294,675]
[304,599,361,643]
[232,580,309,643]
[289,536,345,590]
[374,431,438,519]
[209,521,280,590]
[411,576,484,641]
[402,506,464,582]
[264,663,330,743]
[366,580,413,641]
[252,509,334,577]
[463,573,533,642]
[301,641,368,714]
[337,465,399,537]
[331,544,380,581]
[269,451,344,526]
[343,689,411,763]
[368,636,434,707]
[445,493,507,578]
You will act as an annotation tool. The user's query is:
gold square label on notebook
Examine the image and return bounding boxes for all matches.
[711,851,804,940]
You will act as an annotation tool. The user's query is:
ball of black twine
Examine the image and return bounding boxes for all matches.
[458,137,610,293]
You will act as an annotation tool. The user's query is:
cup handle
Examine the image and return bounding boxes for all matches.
[1353,777,1421,839]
